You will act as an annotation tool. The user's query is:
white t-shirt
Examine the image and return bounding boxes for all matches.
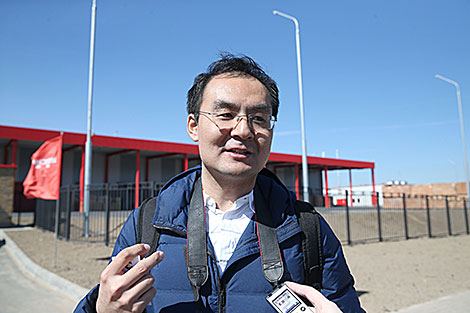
[204,190,255,272]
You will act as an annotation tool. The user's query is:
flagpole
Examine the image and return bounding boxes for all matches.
[53,198,60,267]
[84,0,97,238]
[53,132,64,267]
[23,134,63,267]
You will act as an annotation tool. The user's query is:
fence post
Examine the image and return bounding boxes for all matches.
[345,190,351,245]
[105,183,111,246]
[376,192,382,242]
[33,202,36,226]
[464,198,469,235]
[425,195,432,238]
[53,198,61,267]
[402,193,409,240]
[445,196,452,236]
[60,195,64,235]
[54,197,61,237]
[16,200,22,225]
[65,185,71,240]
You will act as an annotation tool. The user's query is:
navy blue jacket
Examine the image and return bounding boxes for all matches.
[74,168,364,313]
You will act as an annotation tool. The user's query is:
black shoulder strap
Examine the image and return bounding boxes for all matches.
[137,197,160,258]
[185,177,209,302]
[294,200,323,290]
[138,178,209,302]
[137,182,322,293]
[254,184,284,286]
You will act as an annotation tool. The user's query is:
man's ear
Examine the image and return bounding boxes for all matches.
[187,114,199,142]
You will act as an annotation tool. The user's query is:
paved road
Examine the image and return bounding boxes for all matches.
[1,228,469,313]
[392,290,470,313]
[0,245,77,313]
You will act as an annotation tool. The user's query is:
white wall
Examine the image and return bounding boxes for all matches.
[147,157,182,183]
[328,184,384,206]
[15,147,36,181]
[275,167,296,190]
[309,170,323,196]
[107,154,121,183]
[120,153,136,182]
[60,149,75,185]
[0,146,4,164]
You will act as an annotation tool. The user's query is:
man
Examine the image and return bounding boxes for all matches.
[74,54,364,313]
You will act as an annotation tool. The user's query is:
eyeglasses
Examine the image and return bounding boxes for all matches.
[198,111,277,132]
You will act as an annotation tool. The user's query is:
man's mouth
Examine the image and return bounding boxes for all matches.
[225,148,251,156]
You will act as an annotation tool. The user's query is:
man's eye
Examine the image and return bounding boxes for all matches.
[251,115,268,123]
[216,112,235,119]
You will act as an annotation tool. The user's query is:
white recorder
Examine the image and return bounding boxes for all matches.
[266,283,315,313]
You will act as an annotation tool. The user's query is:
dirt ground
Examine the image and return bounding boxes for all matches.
[4,227,470,313]
[342,235,470,312]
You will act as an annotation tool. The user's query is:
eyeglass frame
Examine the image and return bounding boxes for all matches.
[197,110,277,132]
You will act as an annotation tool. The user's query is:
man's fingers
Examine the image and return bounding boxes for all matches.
[131,286,157,313]
[119,273,155,307]
[97,249,163,312]
[120,251,164,287]
[129,273,155,300]
[286,282,343,313]
[105,244,150,276]
[285,281,324,305]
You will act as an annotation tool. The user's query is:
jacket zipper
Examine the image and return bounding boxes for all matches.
[209,250,226,313]
[152,224,187,237]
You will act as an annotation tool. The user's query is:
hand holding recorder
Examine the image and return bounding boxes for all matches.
[285,281,344,313]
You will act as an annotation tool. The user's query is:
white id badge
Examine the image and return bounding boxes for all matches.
[266,283,315,313]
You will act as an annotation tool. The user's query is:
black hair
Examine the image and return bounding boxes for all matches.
[186,53,279,120]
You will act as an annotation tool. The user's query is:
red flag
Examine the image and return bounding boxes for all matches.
[23,135,63,200]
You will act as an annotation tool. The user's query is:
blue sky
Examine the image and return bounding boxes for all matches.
[1,0,469,186]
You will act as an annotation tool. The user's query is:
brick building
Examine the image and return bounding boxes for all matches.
[383,182,467,210]
[382,182,466,197]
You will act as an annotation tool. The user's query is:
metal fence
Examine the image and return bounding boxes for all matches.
[319,191,469,244]
[35,181,165,245]
[33,184,470,245]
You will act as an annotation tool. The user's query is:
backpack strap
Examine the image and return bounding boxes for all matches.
[185,177,209,302]
[137,197,160,258]
[137,180,323,293]
[254,184,284,286]
[294,200,323,290]
[137,178,209,303]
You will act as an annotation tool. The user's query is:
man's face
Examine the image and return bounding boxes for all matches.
[187,73,273,181]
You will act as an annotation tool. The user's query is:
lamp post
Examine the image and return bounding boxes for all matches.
[83,0,97,237]
[273,10,310,202]
[435,74,470,200]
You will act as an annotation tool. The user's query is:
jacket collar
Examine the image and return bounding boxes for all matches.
[152,166,301,240]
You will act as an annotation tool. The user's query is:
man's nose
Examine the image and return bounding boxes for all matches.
[231,115,254,139]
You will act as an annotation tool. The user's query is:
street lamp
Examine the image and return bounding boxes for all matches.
[83,0,97,237]
[273,10,310,202]
[435,74,470,200]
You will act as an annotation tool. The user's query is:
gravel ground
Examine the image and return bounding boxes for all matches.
[4,227,470,312]
[342,235,470,312]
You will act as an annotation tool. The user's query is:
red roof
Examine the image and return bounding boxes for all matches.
[0,125,374,170]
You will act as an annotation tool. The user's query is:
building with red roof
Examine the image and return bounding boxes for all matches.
[0,125,375,216]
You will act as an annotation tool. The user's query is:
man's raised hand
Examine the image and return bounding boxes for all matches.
[96,244,164,313]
